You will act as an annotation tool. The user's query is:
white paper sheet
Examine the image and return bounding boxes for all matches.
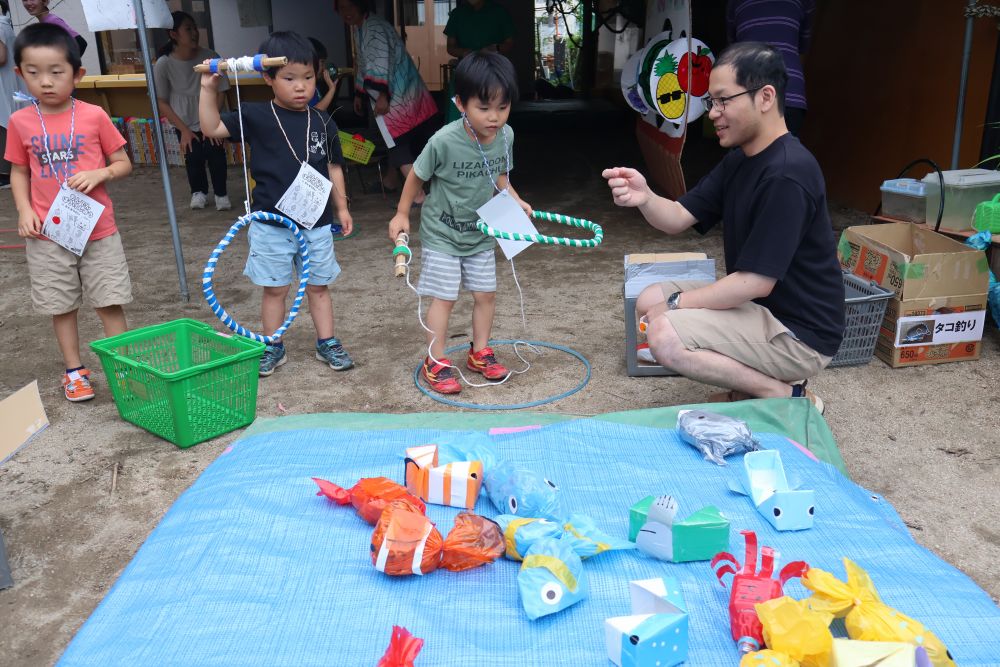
[275,162,332,230]
[42,186,106,256]
[476,191,537,261]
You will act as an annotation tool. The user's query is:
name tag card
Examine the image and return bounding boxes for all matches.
[42,185,105,256]
[276,162,332,230]
[476,191,538,261]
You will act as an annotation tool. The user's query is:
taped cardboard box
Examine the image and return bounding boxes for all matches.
[875,292,987,367]
[838,223,990,300]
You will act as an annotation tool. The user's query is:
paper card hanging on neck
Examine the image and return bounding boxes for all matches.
[275,162,333,230]
[369,96,396,148]
[476,192,538,260]
[42,185,106,256]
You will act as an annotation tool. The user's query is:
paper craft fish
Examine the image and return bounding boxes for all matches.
[313,477,425,524]
[404,444,483,510]
[728,450,815,531]
[517,537,587,620]
[496,513,634,561]
[605,578,689,667]
[484,461,562,520]
[635,495,730,562]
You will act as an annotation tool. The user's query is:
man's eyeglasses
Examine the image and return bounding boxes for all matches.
[702,86,764,112]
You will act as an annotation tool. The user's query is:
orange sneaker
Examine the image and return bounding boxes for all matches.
[422,357,461,394]
[467,344,509,381]
[63,369,95,402]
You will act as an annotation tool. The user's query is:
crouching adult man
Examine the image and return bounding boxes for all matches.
[603,42,844,412]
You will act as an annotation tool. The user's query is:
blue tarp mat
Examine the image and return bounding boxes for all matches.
[59,420,1000,666]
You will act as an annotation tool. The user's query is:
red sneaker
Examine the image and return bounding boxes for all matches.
[422,357,461,394]
[467,344,509,381]
[63,368,95,402]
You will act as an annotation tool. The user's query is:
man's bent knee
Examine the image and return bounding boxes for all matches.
[646,314,687,366]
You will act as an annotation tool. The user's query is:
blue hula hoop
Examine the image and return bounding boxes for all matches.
[203,211,310,344]
[412,340,591,410]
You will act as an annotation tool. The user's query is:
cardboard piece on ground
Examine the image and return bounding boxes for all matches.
[838,223,990,301]
[876,292,987,367]
[0,381,49,465]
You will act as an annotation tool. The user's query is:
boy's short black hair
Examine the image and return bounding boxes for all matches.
[308,37,327,62]
[454,52,518,106]
[257,31,318,78]
[14,22,82,72]
[714,41,788,116]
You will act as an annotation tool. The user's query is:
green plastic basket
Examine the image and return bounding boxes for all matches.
[89,319,265,448]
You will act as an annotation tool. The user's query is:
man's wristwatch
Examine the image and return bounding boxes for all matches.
[666,291,682,310]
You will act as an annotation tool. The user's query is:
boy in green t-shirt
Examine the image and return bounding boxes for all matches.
[389,52,531,395]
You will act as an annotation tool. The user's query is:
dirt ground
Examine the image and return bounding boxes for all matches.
[1,120,999,665]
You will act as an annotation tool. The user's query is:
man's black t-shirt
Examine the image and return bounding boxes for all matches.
[221,102,345,228]
[678,133,845,357]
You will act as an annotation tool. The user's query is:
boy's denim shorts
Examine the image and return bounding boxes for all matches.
[244,221,341,287]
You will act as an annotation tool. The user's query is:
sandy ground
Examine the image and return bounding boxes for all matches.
[1,121,998,665]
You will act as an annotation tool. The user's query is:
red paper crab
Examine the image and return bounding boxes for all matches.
[710,530,809,654]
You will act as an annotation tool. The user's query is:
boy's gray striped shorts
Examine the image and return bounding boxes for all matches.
[417,247,497,300]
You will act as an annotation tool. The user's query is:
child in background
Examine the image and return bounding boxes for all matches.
[308,37,336,112]
[388,52,530,395]
[154,11,230,211]
[6,23,133,401]
[199,31,354,377]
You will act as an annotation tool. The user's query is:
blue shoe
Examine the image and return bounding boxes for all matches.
[259,344,287,377]
[316,337,353,371]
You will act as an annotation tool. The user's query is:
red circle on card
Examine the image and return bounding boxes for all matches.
[52,216,61,224]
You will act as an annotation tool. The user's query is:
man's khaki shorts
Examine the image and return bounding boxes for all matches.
[657,280,831,383]
[26,233,133,315]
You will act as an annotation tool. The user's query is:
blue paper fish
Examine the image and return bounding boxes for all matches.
[517,537,587,620]
[435,432,499,478]
[484,461,562,520]
[496,513,635,561]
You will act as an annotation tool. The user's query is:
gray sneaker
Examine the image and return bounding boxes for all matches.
[259,344,287,376]
[316,337,353,371]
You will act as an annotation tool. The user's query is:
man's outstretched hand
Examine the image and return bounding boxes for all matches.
[602,167,651,208]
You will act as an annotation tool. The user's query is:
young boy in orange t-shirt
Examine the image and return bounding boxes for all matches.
[5,23,133,401]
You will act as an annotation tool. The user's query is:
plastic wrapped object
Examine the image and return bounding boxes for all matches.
[371,505,504,576]
[801,558,957,667]
[755,597,833,667]
[677,410,760,465]
[496,513,634,561]
[740,650,801,667]
[484,461,562,519]
[313,477,425,524]
[376,626,423,667]
[517,537,588,620]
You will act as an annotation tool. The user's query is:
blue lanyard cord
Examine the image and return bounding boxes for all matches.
[32,98,76,186]
[463,113,510,195]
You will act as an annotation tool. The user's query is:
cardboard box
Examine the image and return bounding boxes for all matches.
[838,223,990,300]
[875,292,986,367]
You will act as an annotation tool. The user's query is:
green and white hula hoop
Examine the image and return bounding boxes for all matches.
[476,210,603,248]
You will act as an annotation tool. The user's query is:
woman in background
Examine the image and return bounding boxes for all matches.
[21,0,87,55]
[335,0,438,203]
[153,11,231,211]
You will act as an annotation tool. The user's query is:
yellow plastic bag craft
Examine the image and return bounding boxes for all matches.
[755,596,833,667]
[740,649,800,667]
[801,558,956,667]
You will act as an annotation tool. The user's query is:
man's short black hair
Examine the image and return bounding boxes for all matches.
[14,22,82,72]
[308,37,327,63]
[714,41,788,115]
[258,31,318,78]
[454,52,518,106]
